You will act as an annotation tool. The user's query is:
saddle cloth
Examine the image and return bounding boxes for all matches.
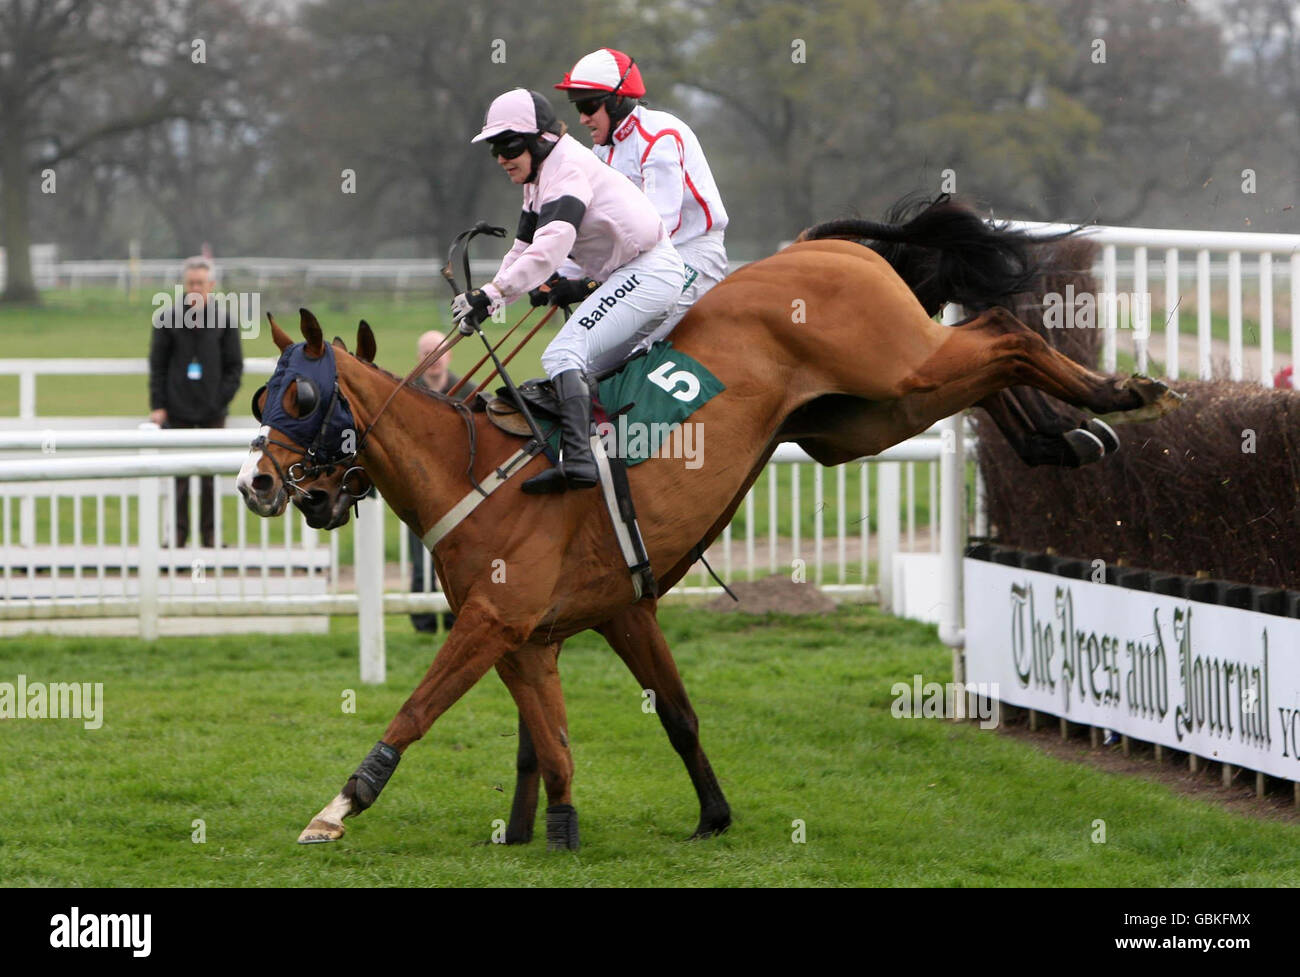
[478,341,723,601]
[484,340,725,465]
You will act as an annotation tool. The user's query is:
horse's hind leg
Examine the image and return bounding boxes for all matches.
[790,307,1178,469]
[502,711,541,845]
[976,387,1118,468]
[954,308,1181,419]
[597,600,731,840]
[494,641,580,850]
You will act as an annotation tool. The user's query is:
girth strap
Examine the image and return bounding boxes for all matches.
[418,435,657,604]
[422,443,543,550]
[590,435,657,601]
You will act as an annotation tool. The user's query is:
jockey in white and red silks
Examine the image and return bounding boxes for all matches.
[554,48,730,348]
[451,88,686,495]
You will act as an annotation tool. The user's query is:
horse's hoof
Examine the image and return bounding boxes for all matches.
[1062,428,1106,467]
[545,803,580,851]
[1136,376,1185,415]
[298,818,345,844]
[688,808,732,840]
[504,828,534,845]
[1105,376,1186,425]
[298,792,352,844]
[1084,417,1120,454]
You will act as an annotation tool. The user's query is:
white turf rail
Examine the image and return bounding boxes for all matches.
[0,450,250,481]
[0,422,971,680]
[0,431,957,469]
[0,429,259,450]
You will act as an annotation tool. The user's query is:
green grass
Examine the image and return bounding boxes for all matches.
[2,603,1297,887]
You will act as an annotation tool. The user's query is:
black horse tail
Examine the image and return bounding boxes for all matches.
[795,192,1078,317]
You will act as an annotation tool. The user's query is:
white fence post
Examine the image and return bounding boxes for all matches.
[1228,249,1243,381]
[939,304,967,669]
[939,414,966,674]
[1133,246,1149,374]
[1292,254,1300,374]
[138,476,160,641]
[137,421,161,640]
[356,493,386,684]
[1197,249,1212,380]
[18,369,36,421]
[19,494,34,546]
[877,462,900,612]
[1102,245,1118,372]
[1164,248,1179,380]
[1260,254,1274,386]
[17,368,36,546]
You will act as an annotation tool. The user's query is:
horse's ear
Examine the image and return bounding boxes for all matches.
[269,313,292,351]
[300,308,325,358]
[356,320,377,364]
[332,335,349,353]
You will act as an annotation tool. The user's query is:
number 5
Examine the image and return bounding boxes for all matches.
[648,360,700,402]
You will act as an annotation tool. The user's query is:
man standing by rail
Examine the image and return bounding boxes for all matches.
[148,256,243,548]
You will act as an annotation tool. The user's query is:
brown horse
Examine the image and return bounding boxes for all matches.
[238,203,1181,849]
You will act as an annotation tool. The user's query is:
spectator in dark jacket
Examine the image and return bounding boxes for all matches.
[410,329,466,633]
[148,256,243,547]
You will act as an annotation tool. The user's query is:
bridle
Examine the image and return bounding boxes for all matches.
[341,221,499,457]
[343,220,549,499]
[252,354,372,506]
[252,330,480,513]
[250,220,549,509]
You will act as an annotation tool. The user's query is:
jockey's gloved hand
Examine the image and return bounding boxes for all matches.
[547,277,600,308]
[529,272,564,308]
[451,288,492,333]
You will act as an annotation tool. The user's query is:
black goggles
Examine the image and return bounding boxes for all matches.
[488,135,529,160]
[573,95,606,117]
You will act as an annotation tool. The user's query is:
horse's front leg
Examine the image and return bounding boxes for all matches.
[298,596,537,844]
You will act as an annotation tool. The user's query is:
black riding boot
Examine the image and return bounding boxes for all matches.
[521,370,599,495]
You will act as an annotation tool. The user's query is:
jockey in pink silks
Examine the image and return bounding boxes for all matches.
[450,88,685,494]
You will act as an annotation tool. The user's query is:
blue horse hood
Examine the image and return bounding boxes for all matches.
[256,342,356,462]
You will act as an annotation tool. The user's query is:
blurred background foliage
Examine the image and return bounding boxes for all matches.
[2,0,1296,300]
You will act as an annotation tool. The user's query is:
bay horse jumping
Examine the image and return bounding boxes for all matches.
[238,197,1181,849]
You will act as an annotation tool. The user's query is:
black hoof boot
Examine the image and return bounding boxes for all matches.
[545,803,580,851]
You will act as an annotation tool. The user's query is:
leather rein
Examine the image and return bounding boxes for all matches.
[313,222,506,499]
[262,221,543,505]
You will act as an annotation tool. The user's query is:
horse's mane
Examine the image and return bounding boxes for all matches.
[348,352,466,409]
[795,192,1078,317]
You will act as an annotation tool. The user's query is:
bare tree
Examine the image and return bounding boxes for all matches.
[0,0,206,301]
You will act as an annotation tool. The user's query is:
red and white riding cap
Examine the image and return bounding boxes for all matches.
[555,48,646,98]
[470,89,561,143]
